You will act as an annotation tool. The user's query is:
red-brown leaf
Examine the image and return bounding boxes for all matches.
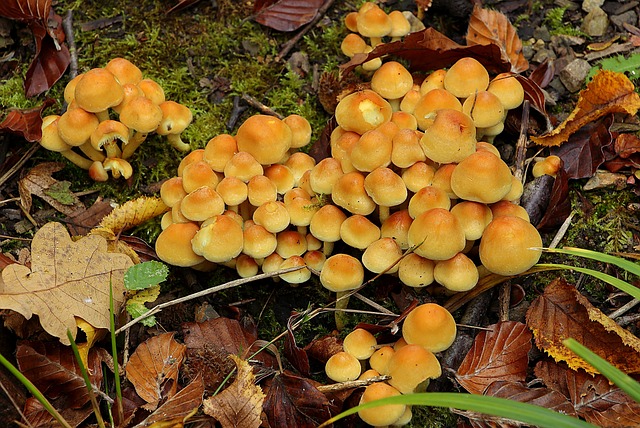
[0,0,50,21]
[139,373,204,426]
[535,167,571,231]
[614,133,640,158]
[253,0,324,32]
[0,99,55,142]
[455,321,532,395]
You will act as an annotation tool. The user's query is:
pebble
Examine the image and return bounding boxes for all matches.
[610,11,638,30]
[582,0,604,13]
[581,6,609,36]
[559,58,592,92]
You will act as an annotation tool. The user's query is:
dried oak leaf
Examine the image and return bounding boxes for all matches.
[535,359,640,427]
[139,373,204,427]
[455,321,532,395]
[0,99,55,142]
[531,70,640,147]
[203,355,265,428]
[19,162,85,216]
[253,0,324,32]
[466,5,528,73]
[16,340,104,409]
[23,396,94,428]
[0,222,132,345]
[526,277,640,375]
[125,332,186,411]
[96,196,168,235]
[262,371,333,428]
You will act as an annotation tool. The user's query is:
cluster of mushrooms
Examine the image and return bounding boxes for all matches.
[325,303,455,426]
[154,55,544,300]
[39,58,193,181]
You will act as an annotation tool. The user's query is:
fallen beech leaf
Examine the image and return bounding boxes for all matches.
[284,314,310,377]
[262,371,333,428]
[0,0,50,21]
[531,70,640,147]
[23,396,94,428]
[455,321,532,395]
[0,99,55,142]
[0,222,132,344]
[65,197,115,236]
[140,373,204,427]
[97,196,168,235]
[302,332,343,364]
[19,162,85,216]
[535,359,640,427]
[16,341,104,408]
[203,355,265,428]
[614,133,640,158]
[253,0,324,32]
[526,278,640,374]
[466,5,528,73]
[125,332,186,410]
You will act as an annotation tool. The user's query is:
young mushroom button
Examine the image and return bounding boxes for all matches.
[156,101,193,152]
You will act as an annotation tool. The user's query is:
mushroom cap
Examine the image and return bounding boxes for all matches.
[391,110,419,130]
[40,115,72,152]
[275,230,307,258]
[450,201,493,240]
[156,101,193,136]
[341,33,367,58]
[277,255,311,284]
[90,119,129,152]
[309,158,344,195]
[334,90,392,135]
[339,214,380,250]
[401,161,435,193]
[235,114,292,165]
[479,215,542,276]
[177,149,205,176]
[462,90,505,128]
[303,250,326,272]
[358,383,406,427]
[398,253,435,288]
[182,160,220,193]
[344,11,359,32]
[63,73,85,104]
[356,3,392,39]
[331,171,376,215]
[489,200,530,222]
[223,151,264,182]
[113,83,145,114]
[137,78,166,105]
[450,150,513,203]
[74,67,124,113]
[247,175,278,207]
[331,130,359,173]
[431,163,458,200]
[419,69,447,95]
[408,185,451,219]
[371,61,414,100]
[325,351,361,382]
[369,345,395,375]
[364,166,407,208]
[191,215,244,263]
[407,208,466,260]
[320,253,364,292]
[242,223,277,259]
[252,201,290,233]
[105,57,142,85]
[284,152,316,185]
[262,252,285,276]
[284,193,319,228]
[380,209,412,249]
[532,155,562,178]
[160,176,187,207]
[413,88,462,130]
[264,164,295,194]
[180,186,225,222]
[309,204,347,243]
[402,303,456,352]
[215,176,248,207]
[204,133,238,172]
[362,237,403,274]
[419,109,476,164]
[235,254,259,278]
[434,252,479,292]
[343,328,377,360]
[387,344,442,394]
[119,95,164,133]
[283,114,312,149]
[391,129,425,168]
[155,222,205,267]
[350,128,393,172]
[443,57,490,98]
[388,10,411,38]
[488,72,525,110]
[57,108,100,147]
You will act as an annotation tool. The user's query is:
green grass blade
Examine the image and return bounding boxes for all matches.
[318,392,596,428]
[536,263,640,300]
[545,247,640,277]
[0,352,73,428]
[110,281,124,422]
[67,330,106,428]
[563,338,640,402]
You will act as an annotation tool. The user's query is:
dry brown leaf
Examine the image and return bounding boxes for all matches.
[19,162,85,216]
[97,196,168,235]
[125,332,186,411]
[203,355,265,428]
[0,222,132,345]
[455,321,532,395]
[527,278,640,374]
[531,70,640,147]
[466,5,528,73]
[141,373,204,427]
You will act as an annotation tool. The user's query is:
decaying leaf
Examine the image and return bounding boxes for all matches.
[125,286,160,327]
[0,99,55,142]
[125,332,186,410]
[19,162,85,216]
[531,70,640,147]
[97,196,168,235]
[203,355,265,428]
[0,222,132,344]
[535,359,640,427]
[253,0,325,32]
[527,278,640,374]
[466,5,528,73]
[456,321,532,395]
[140,373,204,427]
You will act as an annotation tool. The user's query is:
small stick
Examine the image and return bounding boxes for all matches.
[316,375,391,393]
[276,0,336,62]
[241,94,283,119]
[226,95,248,130]
[513,100,531,185]
[609,298,640,320]
[62,10,78,78]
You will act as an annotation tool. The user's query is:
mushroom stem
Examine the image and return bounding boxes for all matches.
[78,142,106,162]
[102,140,122,158]
[60,149,94,170]
[95,110,111,122]
[167,133,190,152]
[322,241,334,257]
[378,206,391,224]
[121,132,148,159]
[335,291,351,331]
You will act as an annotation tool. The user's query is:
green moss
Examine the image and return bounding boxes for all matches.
[544,7,586,37]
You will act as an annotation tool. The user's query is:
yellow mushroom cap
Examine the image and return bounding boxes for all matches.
[191,215,244,263]
[450,150,513,204]
[398,253,435,288]
[450,201,493,240]
[339,214,381,250]
[343,328,377,360]
[443,57,490,98]
[413,88,463,130]
[180,186,225,222]
[380,209,413,249]
[242,223,277,260]
[407,208,466,260]
[419,109,476,164]
[488,72,525,110]
[387,344,442,394]
[434,252,479,292]
[74,67,124,113]
[371,61,414,100]
[155,222,205,267]
[57,107,100,147]
[325,351,361,382]
[331,171,376,216]
[119,96,163,133]
[402,303,456,352]
[252,201,290,233]
[105,57,142,85]
[320,254,364,292]
[235,114,292,165]
[137,79,166,105]
[369,345,395,375]
[462,90,505,128]
[358,383,406,427]
[334,90,392,135]
[223,151,264,182]
[350,128,393,172]
[362,237,403,274]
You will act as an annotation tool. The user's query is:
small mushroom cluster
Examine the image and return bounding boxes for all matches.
[340,2,417,71]
[39,57,193,181]
[324,303,456,426]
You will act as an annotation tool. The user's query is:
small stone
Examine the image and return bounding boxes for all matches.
[559,58,592,92]
[532,48,557,64]
[533,26,551,42]
[582,0,604,13]
[610,11,638,30]
[581,7,609,37]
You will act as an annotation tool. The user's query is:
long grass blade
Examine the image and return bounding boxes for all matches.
[110,281,124,422]
[545,247,640,277]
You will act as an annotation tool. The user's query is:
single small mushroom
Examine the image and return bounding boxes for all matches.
[137,78,166,105]
[105,57,143,86]
[119,96,164,159]
[386,344,442,394]
[402,303,457,352]
[434,252,479,292]
[358,383,406,427]
[191,215,244,263]
[450,150,513,204]
[331,171,376,216]
[343,328,377,360]
[279,256,311,284]
[443,57,490,98]
[74,67,124,122]
[380,209,413,249]
[203,133,238,172]
[397,253,435,288]
[361,237,403,274]
[156,100,193,152]
[324,351,361,382]
[103,157,133,179]
[243,222,277,261]
[90,119,129,159]
[339,214,380,250]
[407,208,466,261]
[355,3,392,47]
[155,222,205,267]
[235,114,292,166]
[419,109,476,164]
[368,345,395,375]
[413,88,462,130]
[334,89,392,135]
[370,61,413,100]
[364,166,407,222]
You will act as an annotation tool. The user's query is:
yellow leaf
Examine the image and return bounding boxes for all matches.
[98,196,168,234]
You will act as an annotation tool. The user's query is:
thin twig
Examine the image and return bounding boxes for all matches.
[609,298,640,320]
[548,211,574,249]
[276,0,336,61]
[316,375,390,393]
[353,293,397,315]
[513,100,530,184]
[0,379,31,428]
[0,143,39,189]
[62,10,78,78]
[240,94,283,119]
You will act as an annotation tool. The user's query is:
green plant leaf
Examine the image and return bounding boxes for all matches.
[587,53,640,81]
[563,338,640,403]
[126,286,160,327]
[318,392,596,428]
[124,261,168,291]
[545,247,640,277]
